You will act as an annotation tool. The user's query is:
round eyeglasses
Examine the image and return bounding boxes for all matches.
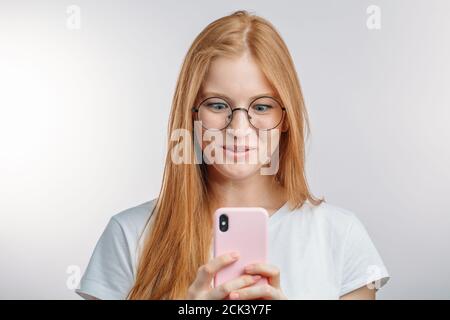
[191,96,286,131]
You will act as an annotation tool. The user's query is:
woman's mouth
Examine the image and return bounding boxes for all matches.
[221,145,257,155]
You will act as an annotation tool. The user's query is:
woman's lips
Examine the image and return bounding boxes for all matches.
[221,145,257,153]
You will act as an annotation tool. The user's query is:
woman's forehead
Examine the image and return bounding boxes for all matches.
[202,55,275,99]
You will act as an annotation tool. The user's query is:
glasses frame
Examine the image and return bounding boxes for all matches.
[191,95,286,131]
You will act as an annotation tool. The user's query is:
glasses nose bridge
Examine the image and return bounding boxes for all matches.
[228,106,252,128]
[230,106,249,115]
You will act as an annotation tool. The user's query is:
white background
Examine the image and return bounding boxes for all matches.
[0,0,449,299]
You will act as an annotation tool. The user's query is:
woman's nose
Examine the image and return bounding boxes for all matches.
[228,108,251,133]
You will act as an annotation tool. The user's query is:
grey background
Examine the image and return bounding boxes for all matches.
[0,0,449,299]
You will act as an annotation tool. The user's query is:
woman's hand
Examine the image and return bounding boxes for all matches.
[228,263,288,300]
[186,252,262,300]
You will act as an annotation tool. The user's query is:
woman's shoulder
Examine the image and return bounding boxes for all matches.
[312,201,358,220]
[110,198,158,236]
[300,200,364,234]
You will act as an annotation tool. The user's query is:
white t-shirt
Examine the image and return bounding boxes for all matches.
[76,199,390,300]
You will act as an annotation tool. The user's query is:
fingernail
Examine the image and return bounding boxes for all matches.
[245,265,254,271]
[230,252,239,259]
[229,292,239,300]
[252,275,261,281]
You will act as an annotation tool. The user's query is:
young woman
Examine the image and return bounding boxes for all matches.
[76,10,389,300]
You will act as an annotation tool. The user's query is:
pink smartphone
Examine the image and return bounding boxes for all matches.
[213,207,269,289]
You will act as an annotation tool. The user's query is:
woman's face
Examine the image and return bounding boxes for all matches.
[195,52,286,181]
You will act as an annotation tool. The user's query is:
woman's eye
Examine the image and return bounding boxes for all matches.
[252,104,272,112]
[206,103,227,111]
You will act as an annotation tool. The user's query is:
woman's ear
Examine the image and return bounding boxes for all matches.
[281,117,289,132]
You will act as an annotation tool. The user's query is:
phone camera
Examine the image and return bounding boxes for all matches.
[219,214,229,232]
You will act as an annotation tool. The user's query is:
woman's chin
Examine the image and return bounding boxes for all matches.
[211,163,263,181]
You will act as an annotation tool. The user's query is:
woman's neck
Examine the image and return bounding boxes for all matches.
[206,167,287,216]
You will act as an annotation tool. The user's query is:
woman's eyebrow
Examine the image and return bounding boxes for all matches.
[201,91,276,101]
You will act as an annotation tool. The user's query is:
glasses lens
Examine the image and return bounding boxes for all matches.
[248,97,283,129]
[197,97,231,129]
